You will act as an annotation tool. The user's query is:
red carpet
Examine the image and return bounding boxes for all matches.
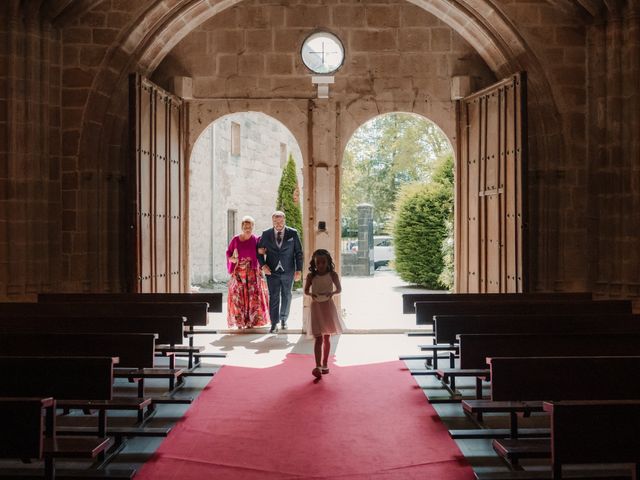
[135,354,474,479]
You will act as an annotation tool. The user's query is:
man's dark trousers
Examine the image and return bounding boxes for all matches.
[267,271,294,328]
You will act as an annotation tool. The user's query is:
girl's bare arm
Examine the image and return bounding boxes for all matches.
[303,274,313,296]
[331,271,342,295]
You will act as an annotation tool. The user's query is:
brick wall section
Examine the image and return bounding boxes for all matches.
[495,0,590,291]
[495,1,640,296]
[586,5,640,298]
[0,3,62,299]
[58,1,153,293]
[152,0,494,104]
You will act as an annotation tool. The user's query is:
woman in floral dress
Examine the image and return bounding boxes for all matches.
[226,216,270,328]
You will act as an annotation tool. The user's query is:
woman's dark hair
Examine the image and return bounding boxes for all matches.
[308,249,335,274]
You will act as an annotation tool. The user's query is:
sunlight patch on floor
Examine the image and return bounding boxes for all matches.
[198,332,429,369]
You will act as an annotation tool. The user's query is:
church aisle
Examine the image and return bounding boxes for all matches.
[135,353,474,479]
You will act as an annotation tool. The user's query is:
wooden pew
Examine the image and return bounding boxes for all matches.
[0,355,168,454]
[489,356,640,402]
[0,333,186,419]
[482,400,640,479]
[464,355,640,442]
[416,299,632,326]
[438,333,640,397]
[439,334,640,440]
[0,357,116,446]
[410,312,640,371]
[37,294,220,340]
[545,400,640,480]
[0,315,188,368]
[433,313,640,345]
[0,302,218,369]
[0,397,133,480]
[0,302,208,327]
[38,295,224,364]
[459,333,640,372]
[0,315,184,345]
[482,356,640,466]
[402,292,593,314]
[38,292,223,313]
[0,333,156,371]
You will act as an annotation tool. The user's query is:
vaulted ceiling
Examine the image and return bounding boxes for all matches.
[28,0,104,25]
[546,0,631,19]
[20,0,636,28]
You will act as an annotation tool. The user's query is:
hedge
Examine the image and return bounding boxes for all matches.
[392,155,453,289]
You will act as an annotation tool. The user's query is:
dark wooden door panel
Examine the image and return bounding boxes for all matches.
[456,73,527,293]
[129,74,185,293]
[168,98,182,292]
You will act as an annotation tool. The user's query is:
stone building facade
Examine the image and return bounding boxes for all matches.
[0,1,639,302]
[189,112,303,285]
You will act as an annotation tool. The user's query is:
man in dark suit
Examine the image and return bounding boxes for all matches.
[257,211,303,333]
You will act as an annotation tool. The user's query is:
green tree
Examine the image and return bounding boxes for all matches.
[341,113,452,235]
[276,153,303,288]
[392,154,454,289]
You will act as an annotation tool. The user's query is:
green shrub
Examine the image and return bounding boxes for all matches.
[393,154,454,289]
[438,218,455,289]
[276,154,303,288]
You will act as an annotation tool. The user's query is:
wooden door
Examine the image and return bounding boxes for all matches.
[455,73,528,293]
[129,74,185,293]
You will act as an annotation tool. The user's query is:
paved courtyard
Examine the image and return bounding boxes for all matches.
[201,269,444,333]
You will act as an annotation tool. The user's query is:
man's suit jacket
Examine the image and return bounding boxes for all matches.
[258,226,303,274]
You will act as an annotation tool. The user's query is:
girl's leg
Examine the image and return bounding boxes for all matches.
[322,335,331,368]
[314,336,323,367]
[312,336,323,379]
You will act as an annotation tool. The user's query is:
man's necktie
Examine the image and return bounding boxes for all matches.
[276,230,283,247]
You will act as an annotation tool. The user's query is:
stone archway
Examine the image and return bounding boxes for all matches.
[72,0,565,292]
[338,111,455,329]
[187,110,304,289]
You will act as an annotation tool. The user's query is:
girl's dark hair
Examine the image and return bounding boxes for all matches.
[308,249,335,274]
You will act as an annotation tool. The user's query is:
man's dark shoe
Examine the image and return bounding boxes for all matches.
[281,322,287,330]
[269,324,278,333]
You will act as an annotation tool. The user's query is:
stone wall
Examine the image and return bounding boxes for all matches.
[1,1,639,301]
[153,0,497,284]
[584,5,640,298]
[189,112,303,284]
[0,3,62,298]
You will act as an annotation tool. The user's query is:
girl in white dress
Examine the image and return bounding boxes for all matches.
[303,249,343,379]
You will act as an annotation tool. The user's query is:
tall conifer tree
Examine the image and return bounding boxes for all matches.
[276,154,303,287]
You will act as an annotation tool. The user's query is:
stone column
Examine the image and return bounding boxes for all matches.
[623,2,640,296]
[357,203,373,276]
[606,4,624,294]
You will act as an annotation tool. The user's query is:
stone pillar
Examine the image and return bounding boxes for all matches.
[623,3,640,297]
[357,203,374,276]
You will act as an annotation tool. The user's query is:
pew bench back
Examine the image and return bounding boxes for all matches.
[403,292,592,314]
[545,400,640,467]
[434,313,640,344]
[0,302,208,326]
[416,299,632,325]
[489,356,640,402]
[0,315,185,345]
[0,356,115,400]
[0,333,155,368]
[459,333,640,369]
[0,397,53,460]
[39,293,223,313]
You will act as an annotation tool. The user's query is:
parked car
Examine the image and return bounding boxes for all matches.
[373,236,394,269]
